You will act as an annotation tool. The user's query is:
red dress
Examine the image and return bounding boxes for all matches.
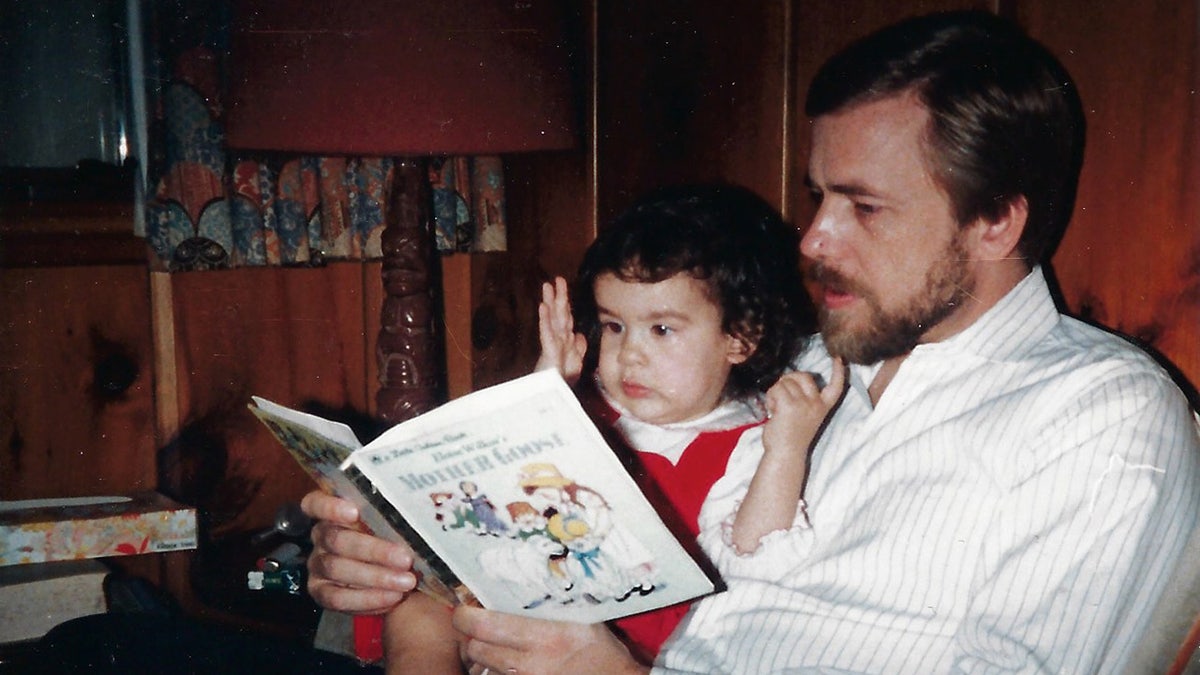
[607,416,762,663]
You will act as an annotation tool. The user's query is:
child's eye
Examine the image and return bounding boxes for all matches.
[602,321,623,334]
[808,188,823,206]
[651,324,672,336]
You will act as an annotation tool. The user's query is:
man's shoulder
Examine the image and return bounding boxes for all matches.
[1021,315,1198,447]
[1048,313,1179,385]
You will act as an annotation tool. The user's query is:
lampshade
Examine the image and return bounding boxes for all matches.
[224,0,578,155]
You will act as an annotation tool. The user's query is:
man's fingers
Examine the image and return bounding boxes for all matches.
[305,524,416,613]
[306,578,405,615]
[454,606,521,647]
[300,490,359,525]
[455,607,523,672]
[310,522,415,573]
[455,608,644,675]
[307,542,412,591]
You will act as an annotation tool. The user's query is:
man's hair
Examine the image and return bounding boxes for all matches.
[805,10,1086,264]
[573,183,813,398]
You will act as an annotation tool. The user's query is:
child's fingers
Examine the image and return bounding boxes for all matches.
[822,356,848,405]
[774,371,822,399]
[537,300,555,344]
[547,277,573,333]
[765,375,815,419]
[571,333,588,360]
[539,279,570,333]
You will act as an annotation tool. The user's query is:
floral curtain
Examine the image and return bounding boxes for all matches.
[144,13,507,272]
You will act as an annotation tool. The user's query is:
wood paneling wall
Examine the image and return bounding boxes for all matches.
[156,263,378,536]
[0,265,157,498]
[595,1,793,215]
[1022,0,1200,401]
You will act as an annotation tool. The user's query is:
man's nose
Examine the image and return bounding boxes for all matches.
[800,204,837,261]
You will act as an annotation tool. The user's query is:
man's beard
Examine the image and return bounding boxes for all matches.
[810,235,972,365]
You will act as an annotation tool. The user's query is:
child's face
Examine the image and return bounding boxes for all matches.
[593,272,749,425]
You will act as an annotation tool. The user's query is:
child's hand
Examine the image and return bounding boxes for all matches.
[535,276,588,384]
[762,356,847,458]
[732,358,846,552]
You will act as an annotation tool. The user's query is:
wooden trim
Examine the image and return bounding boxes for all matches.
[779,0,796,220]
[150,271,181,446]
[0,201,145,267]
[588,0,600,236]
[441,253,474,399]
[0,232,147,267]
[0,200,134,234]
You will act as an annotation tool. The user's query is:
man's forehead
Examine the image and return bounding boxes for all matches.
[807,93,933,187]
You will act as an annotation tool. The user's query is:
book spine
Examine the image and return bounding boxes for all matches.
[342,463,469,601]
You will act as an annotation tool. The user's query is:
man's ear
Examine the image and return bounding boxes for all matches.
[970,195,1029,262]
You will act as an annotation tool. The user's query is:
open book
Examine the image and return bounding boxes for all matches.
[249,369,715,623]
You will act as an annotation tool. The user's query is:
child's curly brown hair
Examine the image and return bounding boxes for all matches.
[572,183,815,399]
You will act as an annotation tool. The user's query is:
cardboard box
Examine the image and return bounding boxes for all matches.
[0,492,197,566]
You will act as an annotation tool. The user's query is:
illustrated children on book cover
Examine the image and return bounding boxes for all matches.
[462,463,656,611]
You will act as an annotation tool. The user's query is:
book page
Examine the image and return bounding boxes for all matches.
[249,396,361,492]
[347,370,715,623]
[249,396,461,606]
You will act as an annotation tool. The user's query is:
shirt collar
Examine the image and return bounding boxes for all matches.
[813,266,1061,388]
[599,386,765,464]
[600,386,765,434]
[920,265,1060,362]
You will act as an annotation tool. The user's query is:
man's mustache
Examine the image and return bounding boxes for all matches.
[806,263,858,297]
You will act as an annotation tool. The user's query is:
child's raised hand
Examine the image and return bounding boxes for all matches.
[762,356,847,458]
[732,358,846,552]
[535,277,587,384]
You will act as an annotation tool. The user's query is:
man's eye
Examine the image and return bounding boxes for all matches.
[854,202,879,217]
[808,189,824,206]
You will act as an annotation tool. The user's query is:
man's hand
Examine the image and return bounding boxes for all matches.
[301,490,419,615]
[534,276,588,384]
[453,606,648,675]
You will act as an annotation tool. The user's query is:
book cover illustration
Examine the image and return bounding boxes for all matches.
[252,370,715,623]
[421,462,658,611]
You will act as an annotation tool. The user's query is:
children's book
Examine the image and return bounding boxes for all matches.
[249,369,715,623]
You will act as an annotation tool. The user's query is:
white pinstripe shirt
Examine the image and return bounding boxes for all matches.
[655,268,1200,674]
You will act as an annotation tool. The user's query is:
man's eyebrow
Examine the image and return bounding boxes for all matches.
[804,174,882,199]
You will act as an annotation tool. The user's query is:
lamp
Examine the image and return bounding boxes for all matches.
[224,0,577,423]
